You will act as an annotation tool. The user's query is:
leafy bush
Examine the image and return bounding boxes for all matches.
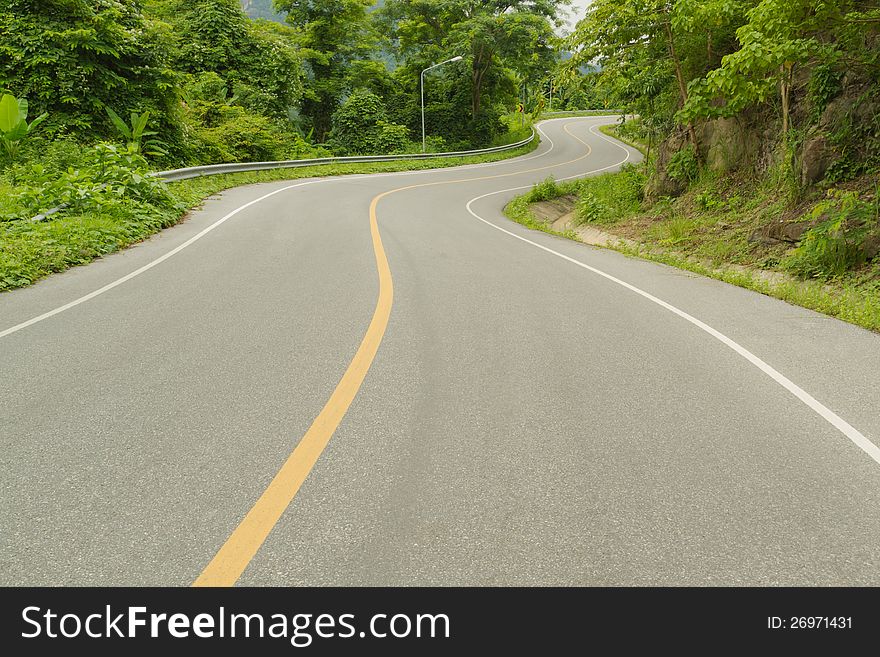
[13,142,179,219]
[526,177,560,202]
[467,108,506,148]
[0,0,178,137]
[189,108,297,162]
[0,93,47,162]
[576,193,610,223]
[575,164,646,224]
[423,136,448,153]
[784,190,879,279]
[373,121,410,154]
[181,73,313,163]
[329,89,410,155]
[667,146,699,183]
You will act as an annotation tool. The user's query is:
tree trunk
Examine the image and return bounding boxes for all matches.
[663,19,700,154]
[471,46,486,119]
[780,63,793,136]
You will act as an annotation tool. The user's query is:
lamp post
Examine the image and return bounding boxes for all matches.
[421,55,463,152]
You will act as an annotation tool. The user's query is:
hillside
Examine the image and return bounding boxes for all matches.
[504,1,880,331]
[240,0,286,22]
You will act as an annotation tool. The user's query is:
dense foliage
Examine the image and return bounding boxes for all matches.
[0,0,178,136]
[1,0,564,167]
[566,0,880,171]
[0,0,559,284]
[560,0,880,283]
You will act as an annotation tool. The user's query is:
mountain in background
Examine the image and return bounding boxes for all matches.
[240,1,384,23]
[241,0,385,23]
[240,0,286,23]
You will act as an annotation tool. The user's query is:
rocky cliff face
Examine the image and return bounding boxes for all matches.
[648,67,879,197]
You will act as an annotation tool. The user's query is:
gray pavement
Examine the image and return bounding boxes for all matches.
[1,118,879,586]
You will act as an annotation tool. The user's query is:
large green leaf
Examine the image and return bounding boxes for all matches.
[105,106,132,140]
[26,112,49,135]
[0,94,22,133]
[5,121,27,141]
[132,111,150,140]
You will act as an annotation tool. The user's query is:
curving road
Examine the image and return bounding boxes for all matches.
[2,117,879,586]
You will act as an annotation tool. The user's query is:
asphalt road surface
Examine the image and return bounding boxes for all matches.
[2,117,879,586]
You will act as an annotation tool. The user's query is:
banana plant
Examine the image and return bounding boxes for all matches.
[105,107,168,157]
[0,93,48,161]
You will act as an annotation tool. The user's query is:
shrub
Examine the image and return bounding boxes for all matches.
[373,121,410,154]
[574,164,645,224]
[329,89,387,155]
[13,142,179,218]
[526,177,560,202]
[576,193,610,223]
[783,190,878,279]
[329,89,410,155]
[667,145,699,183]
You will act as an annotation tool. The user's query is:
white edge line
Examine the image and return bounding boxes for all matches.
[0,181,315,339]
[0,117,589,339]
[464,124,880,467]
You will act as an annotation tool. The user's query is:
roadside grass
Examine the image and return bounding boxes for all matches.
[0,138,538,293]
[504,161,880,333]
[505,182,580,241]
[598,124,649,156]
[615,243,880,332]
[573,165,646,226]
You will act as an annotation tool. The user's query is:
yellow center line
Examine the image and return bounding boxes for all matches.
[193,122,596,587]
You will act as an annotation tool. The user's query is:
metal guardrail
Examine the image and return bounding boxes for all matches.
[153,131,536,182]
[28,130,535,221]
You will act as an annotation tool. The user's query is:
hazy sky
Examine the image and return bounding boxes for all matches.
[561,0,592,33]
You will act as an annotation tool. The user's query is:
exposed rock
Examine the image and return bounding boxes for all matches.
[645,131,688,201]
[800,131,835,185]
[749,219,815,245]
[699,117,762,173]
[864,234,880,260]
[645,168,686,201]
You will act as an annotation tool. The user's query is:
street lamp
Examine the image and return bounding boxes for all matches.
[421,55,463,152]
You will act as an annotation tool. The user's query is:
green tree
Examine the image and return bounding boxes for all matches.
[0,0,177,135]
[381,0,563,121]
[682,0,855,137]
[149,0,303,121]
[275,0,377,141]
[565,0,753,151]
[328,88,409,154]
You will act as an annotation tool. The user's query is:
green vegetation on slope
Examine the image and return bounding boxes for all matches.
[505,139,880,332]
[529,2,880,328]
[0,136,538,292]
[0,0,571,291]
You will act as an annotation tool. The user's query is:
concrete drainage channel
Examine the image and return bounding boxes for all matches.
[28,130,536,221]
